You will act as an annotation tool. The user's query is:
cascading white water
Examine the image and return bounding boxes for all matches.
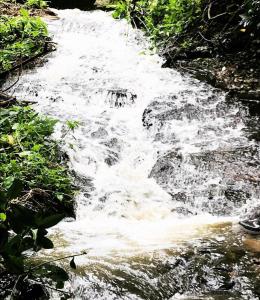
[7,8,260,299]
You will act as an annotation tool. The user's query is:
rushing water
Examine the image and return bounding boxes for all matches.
[7,8,260,299]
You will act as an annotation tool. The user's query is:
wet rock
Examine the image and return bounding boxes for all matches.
[173,206,193,216]
[149,151,182,186]
[149,146,257,215]
[49,95,63,102]
[104,150,119,166]
[154,132,177,144]
[189,145,260,173]
[142,100,180,129]
[142,99,214,130]
[72,173,95,192]
[151,236,257,299]
[224,187,250,204]
[170,192,187,203]
[242,204,260,221]
[91,127,108,139]
[200,196,240,216]
[101,137,121,152]
[107,89,137,108]
[143,101,177,124]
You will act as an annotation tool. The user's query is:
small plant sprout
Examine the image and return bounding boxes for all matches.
[66,120,81,132]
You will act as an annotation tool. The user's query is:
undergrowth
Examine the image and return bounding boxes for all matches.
[25,0,48,9]
[112,0,260,51]
[0,8,48,73]
[0,4,79,298]
[0,106,73,201]
[112,0,204,43]
[0,105,76,298]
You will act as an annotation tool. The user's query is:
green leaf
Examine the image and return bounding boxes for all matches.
[20,236,34,252]
[56,281,65,289]
[20,8,30,18]
[66,120,80,131]
[36,228,48,239]
[19,151,32,157]
[0,213,6,222]
[0,190,7,209]
[56,194,64,202]
[32,144,42,151]
[4,176,15,190]
[7,178,24,200]
[36,236,54,249]
[4,235,22,256]
[7,204,35,233]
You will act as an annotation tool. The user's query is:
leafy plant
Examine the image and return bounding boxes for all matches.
[112,0,130,19]
[0,105,76,297]
[0,9,48,73]
[113,0,203,42]
[0,4,80,298]
[66,120,80,131]
[25,0,48,9]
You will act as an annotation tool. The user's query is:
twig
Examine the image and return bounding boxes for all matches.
[28,251,89,273]
[1,56,22,93]
[207,1,227,20]
[10,274,24,299]
[177,62,197,74]
[1,73,20,93]
[198,31,213,43]
[207,2,212,20]
[0,43,54,78]
[209,12,227,20]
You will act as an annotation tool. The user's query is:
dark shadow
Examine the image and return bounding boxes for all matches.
[49,0,96,10]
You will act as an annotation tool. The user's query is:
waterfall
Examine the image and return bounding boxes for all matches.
[6,8,260,299]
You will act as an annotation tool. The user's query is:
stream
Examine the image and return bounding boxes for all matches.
[7,8,260,299]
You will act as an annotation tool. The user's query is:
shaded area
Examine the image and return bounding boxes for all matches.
[49,0,96,10]
[113,0,260,100]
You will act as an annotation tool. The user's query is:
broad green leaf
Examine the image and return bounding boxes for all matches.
[7,178,24,200]
[36,236,54,249]
[0,213,6,221]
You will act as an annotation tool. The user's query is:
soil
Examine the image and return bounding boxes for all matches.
[163,52,260,101]
[0,1,58,18]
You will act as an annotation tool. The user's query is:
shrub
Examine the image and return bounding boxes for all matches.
[0,105,75,295]
[113,0,203,41]
[0,9,48,72]
[25,0,48,9]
